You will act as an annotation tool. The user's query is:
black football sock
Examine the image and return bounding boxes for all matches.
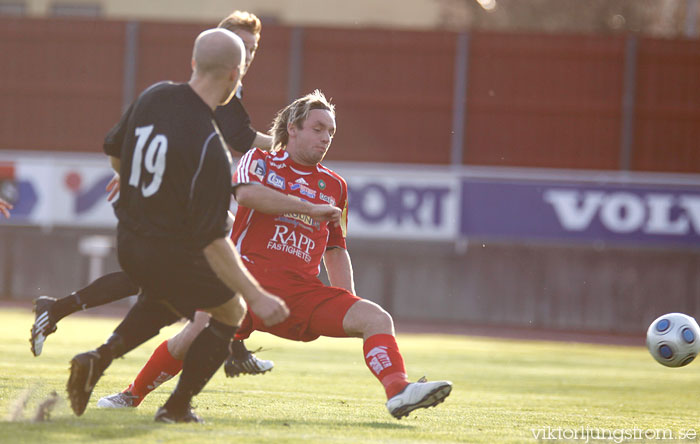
[98,296,181,362]
[86,297,180,378]
[51,271,139,321]
[230,339,250,361]
[164,319,237,413]
[93,333,124,373]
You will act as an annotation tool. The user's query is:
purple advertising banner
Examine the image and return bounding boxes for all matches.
[3,151,699,248]
[460,178,700,247]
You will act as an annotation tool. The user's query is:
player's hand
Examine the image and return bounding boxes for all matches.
[0,197,12,219]
[309,204,342,227]
[106,174,120,201]
[247,290,289,326]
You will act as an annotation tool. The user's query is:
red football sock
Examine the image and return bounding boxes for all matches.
[363,334,409,399]
[125,340,183,405]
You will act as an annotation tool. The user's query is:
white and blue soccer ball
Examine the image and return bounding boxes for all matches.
[646,313,700,367]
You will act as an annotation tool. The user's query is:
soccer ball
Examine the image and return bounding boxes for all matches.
[646,313,700,367]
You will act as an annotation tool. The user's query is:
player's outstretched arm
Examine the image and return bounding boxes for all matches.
[323,247,356,294]
[203,236,289,326]
[234,183,341,223]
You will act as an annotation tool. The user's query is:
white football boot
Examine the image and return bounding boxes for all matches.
[386,377,452,419]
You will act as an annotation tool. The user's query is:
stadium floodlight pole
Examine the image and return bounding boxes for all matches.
[450,32,469,167]
[619,35,637,172]
[121,21,140,112]
[686,0,699,38]
[286,27,304,105]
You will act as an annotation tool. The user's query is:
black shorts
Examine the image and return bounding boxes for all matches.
[117,227,234,320]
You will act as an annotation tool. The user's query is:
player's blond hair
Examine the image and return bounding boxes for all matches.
[270,90,335,152]
[218,10,262,36]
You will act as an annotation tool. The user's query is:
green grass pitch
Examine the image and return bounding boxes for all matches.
[1,307,698,443]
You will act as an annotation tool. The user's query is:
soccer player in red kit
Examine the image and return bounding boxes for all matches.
[229,90,452,418]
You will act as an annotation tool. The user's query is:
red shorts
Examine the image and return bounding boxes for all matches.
[235,263,361,342]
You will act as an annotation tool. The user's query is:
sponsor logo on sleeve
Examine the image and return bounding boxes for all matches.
[251,159,266,180]
[266,172,286,190]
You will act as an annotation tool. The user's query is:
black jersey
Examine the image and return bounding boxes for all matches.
[104,81,232,250]
[214,90,257,153]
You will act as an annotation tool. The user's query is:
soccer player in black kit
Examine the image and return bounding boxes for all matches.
[30,12,276,382]
[66,28,289,423]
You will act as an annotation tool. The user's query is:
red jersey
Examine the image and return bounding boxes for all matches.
[232,148,348,278]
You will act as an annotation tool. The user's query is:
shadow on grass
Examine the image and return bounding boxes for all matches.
[0,420,156,441]
[354,421,416,429]
[1,415,416,442]
[215,417,417,430]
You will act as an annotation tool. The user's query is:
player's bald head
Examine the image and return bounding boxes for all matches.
[192,28,244,77]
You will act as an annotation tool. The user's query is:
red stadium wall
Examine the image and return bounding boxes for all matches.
[1,16,699,173]
[134,22,207,95]
[464,33,625,170]
[130,21,292,136]
[298,28,456,164]
[235,26,294,135]
[633,38,700,173]
[0,17,124,153]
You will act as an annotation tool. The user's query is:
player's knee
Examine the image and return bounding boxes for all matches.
[367,303,394,331]
[345,300,394,336]
[168,315,209,359]
[208,293,246,327]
